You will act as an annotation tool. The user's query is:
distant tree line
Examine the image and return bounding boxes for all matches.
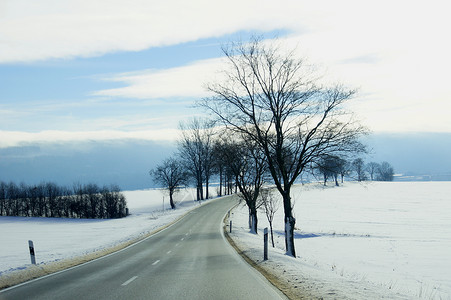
[316,156,395,185]
[0,181,128,219]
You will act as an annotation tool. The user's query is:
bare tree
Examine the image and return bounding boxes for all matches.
[150,157,187,209]
[201,37,367,256]
[217,132,267,234]
[332,157,349,186]
[260,188,281,247]
[366,162,380,181]
[45,182,60,218]
[339,159,352,183]
[377,161,394,181]
[352,158,367,181]
[317,155,343,186]
[212,141,225,197]
[0,181,6,216]
[179,118,215,200]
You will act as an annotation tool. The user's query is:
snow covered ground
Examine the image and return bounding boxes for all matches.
[228,181,451,299]
[0,188,200,277]
[2,182,450,299]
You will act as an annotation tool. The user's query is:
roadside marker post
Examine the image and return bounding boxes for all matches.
[28,240,36,265]
[263,228,268,261]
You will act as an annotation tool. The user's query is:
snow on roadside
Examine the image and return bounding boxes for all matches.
[0,188,199,276]
[227,182,451,300]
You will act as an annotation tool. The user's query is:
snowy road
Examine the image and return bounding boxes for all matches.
[0,196,286,300]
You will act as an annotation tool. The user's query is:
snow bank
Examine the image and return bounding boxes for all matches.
[227,182,451,299]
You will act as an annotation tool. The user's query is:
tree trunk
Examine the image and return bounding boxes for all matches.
[285,216,296,257]
[270,221,275,247]
[169,191,175,209]
[219,168,223,197]
[282,192,296,257]
[196,175,204,200]
[205,175,209,199]
[249,206,258,234]
[196,171,203,200]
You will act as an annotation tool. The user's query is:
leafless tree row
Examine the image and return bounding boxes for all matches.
[152,37,371,257]
[0,181,128,219]
[150,118,241,208]
[200,37,367,257]
[315,157,395,185]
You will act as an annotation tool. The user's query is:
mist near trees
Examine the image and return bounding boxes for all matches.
[316,157,395,185]
[1,133,449,192]
[0,140,173,190]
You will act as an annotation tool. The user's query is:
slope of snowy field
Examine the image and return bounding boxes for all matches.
[228,182,451,300]
[0,188,200,277]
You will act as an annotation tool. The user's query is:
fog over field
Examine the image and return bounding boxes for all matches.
[0,139,173,190]
[1,132,450,190]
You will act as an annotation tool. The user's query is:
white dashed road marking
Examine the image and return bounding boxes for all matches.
[152,260,160,266]
[121,276,138,286]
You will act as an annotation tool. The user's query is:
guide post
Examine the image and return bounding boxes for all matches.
[28,240,36,265]
[264,228,268,261]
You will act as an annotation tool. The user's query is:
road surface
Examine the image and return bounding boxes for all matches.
[0,196,286,299]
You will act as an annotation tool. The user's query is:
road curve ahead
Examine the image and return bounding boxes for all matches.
[0,196,286,300]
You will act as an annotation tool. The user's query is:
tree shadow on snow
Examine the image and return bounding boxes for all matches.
[273,230,321,239]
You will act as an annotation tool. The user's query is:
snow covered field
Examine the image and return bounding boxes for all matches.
[228,182,451,299]
[2,182,450,299]
[0,188,200,277]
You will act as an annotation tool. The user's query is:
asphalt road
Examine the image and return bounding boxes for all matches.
[0,196,286,300]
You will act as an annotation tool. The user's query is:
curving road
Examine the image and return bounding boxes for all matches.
[0,196,286,300]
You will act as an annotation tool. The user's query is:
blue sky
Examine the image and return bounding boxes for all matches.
[1,0,451,148]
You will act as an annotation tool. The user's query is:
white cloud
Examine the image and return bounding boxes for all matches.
[92,58,226,99]
[2,0,450,134]
[0,0,303,63]
[2,0,449,66]
[0,129,180,148]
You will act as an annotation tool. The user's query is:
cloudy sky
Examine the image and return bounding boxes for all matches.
[1,0,450,148]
